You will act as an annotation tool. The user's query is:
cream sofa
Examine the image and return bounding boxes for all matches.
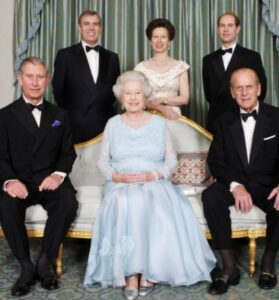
[0,114,266,276]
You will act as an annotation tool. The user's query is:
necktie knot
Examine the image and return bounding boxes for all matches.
[86,45,99,52]
[27,103,44,111]
[220,48,233,55]
[240,110,258,122]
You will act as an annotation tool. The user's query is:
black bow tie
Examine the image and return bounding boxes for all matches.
[220,48,233,55]
[86,45,99,52]
[27,103,44,111]
[240,110,258,122]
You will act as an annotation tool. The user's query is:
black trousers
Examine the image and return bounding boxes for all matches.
[0,185,78,261]
[202,182,279,251]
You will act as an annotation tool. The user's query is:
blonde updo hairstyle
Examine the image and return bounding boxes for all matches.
[113,70,152,100]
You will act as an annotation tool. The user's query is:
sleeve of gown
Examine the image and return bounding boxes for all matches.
[96,125,114,181]
[156,128,177,179]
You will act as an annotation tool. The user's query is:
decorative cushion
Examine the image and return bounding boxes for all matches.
[171,152,211,186]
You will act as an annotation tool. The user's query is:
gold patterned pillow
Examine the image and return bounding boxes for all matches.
[171,152,211,186]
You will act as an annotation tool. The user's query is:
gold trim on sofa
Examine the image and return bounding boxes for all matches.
[0,113,266,277]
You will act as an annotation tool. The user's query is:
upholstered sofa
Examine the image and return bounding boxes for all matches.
[0,114,266,276]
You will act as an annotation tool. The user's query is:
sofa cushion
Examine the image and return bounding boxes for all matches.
[171,152,211,186]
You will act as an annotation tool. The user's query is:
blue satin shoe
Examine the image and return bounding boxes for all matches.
[123,288,139,300]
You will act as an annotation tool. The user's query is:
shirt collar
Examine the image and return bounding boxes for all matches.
[221,42,237,53]
[23,95,43,106]
[240,102,259,114]
[81,40,100,52]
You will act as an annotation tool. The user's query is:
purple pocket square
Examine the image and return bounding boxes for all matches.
[52,120,61,127]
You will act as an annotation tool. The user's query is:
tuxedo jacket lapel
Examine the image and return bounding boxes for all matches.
[249,106,270,165]
[230,115,249,168]
[32,101,56,153]
[96,46,109,84]
[76,43,96,88]
[11,98,38,138]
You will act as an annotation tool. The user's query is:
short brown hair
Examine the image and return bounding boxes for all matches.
[218,12,240,27]
[78,10,101,25]
[146,18,175,41]
[18,57,48,75]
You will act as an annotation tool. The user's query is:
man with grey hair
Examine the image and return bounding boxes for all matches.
[202,68,279,294]
[0,57,78,297]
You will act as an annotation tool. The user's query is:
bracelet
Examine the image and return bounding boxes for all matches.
[152,171,159,181]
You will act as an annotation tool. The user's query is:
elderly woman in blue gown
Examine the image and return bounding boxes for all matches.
[84,70,216,300]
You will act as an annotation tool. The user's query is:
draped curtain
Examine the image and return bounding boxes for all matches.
[13,0,279,127]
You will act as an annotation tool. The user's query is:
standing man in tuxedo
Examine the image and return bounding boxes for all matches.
[0,57,78,297]
[202,68,279,295]
[202,12,267,134]
[52,10,120,144]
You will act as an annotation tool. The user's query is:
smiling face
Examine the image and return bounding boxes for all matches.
[151,27,170,53]
[79,14,102,46]
[120,81,146,113]
[18,62,50,104]
[218,14,240,47]
[230,69,261,112]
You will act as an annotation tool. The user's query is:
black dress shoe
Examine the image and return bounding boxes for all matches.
[208,271,240,295]
[258,272,277,290]
[210,264,222,281]
[11,277,36,297]
[37,273,59,290]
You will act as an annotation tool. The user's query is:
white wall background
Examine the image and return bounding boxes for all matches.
[0,0,14,108]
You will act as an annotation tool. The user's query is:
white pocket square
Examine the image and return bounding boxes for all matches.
[263,135,276,141]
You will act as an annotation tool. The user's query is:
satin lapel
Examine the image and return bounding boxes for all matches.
[212,50,225,84]
[230,116,248,168]
[96,46,109,84]
[11,98,38,137]
[75,43,96,88]
[32,101,56,154]
[249,108,269,165]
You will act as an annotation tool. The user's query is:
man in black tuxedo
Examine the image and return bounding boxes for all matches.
[202,68,279,294]
[202,12,267,134]
[0,57,78,297]
[52,10,120,144]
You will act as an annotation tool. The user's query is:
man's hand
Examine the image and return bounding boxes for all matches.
[231,185,253,213]
[6,180,28,199]
[267,186,279,210]
[39,174,63,192]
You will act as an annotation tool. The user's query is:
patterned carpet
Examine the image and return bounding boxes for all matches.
[0,237,278,300]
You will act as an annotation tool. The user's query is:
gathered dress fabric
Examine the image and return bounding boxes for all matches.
[84,114,216,287]
[134,60,189,114]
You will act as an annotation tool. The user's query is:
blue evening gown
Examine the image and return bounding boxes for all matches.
[84,114,216,287]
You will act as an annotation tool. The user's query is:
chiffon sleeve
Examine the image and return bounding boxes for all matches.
[156,127,177,179]
[96,125,115,181]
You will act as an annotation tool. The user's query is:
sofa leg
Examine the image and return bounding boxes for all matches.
[249,237,256,277]
[56,244,63,276]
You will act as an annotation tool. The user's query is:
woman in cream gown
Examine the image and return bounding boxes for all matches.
[135,18,190,119]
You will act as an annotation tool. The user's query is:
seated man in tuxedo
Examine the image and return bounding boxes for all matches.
[202,68,279,294]
[0,57,78,297]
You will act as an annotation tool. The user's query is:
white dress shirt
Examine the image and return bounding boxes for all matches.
[82,40,99,83]
[230,103,259,191]
[222,43,237,70]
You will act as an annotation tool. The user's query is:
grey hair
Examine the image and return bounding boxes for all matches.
[18,57,49,75]
[113,71,152,99]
